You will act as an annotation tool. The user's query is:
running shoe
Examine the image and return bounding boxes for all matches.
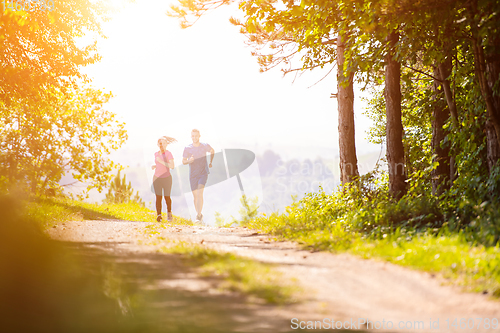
[167,212,173,222]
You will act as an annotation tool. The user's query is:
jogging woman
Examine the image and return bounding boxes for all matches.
[152,136,176,222]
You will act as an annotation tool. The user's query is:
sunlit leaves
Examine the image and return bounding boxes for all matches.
[0,86,127,195]
[0,0,109,102]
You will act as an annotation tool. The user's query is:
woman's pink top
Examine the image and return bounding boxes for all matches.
[154,150,173,178]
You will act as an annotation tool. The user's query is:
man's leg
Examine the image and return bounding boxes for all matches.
[192,189,198,215]
[190,176,198,218]
[195,184,205,217]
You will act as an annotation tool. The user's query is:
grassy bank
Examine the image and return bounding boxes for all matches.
[24,196,192,228]
[240,189,500,298]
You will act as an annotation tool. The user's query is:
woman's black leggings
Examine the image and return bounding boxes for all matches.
[152,175,172,215]
[156,195,171,214]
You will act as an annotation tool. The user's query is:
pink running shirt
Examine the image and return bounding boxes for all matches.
[154,150,173,178]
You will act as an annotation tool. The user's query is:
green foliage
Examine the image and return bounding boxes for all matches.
[214,211,232,227]
[0,86,127,195]
[236,194,259,224]
[170,0,500,233]
[104,170,144,206]
[242,177,500,296]
[221,195,260,227]
[1,1,123,197]
[0,0,110,101]
[25,196,85,228]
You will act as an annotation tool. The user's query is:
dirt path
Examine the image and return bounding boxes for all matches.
[47,220,500,333]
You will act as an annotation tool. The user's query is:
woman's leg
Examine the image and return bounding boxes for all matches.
[164,196,172,212]
[155,195,163,215]
[164,175,173,221]
[152,177,163,221]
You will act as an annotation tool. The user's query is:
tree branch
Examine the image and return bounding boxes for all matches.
[403,65,442,82]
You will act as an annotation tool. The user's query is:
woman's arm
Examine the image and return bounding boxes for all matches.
[168,159,175,169]
[156,155,168,167]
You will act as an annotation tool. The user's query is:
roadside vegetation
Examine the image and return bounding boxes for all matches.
[238,173,500,297]
[23,195,192,229]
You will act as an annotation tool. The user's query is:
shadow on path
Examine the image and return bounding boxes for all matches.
[56,240,362,333]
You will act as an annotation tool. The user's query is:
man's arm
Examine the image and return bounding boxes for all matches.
[183,156,195,165]
[209,148,215,168]
[182,147,195,165]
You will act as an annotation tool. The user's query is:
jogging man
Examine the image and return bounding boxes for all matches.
[182,129,214,222]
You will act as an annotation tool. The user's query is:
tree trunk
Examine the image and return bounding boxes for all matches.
[485,36,500,171]
[384,31,406,199]
[432,67,451,195]
[467,0,500,170]
[486,119,500,172]
[337,35,359,184]
[472,38,500,149]
[437,56,459,127]
[436,56,458,182]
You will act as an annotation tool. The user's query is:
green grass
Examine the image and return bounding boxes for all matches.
[24,196,192,228]
[159,241,300,305]
[350,230,500,295]
[243,210,500,298]
[25,196,85,228]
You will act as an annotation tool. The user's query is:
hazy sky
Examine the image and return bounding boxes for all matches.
[84,0,380,163]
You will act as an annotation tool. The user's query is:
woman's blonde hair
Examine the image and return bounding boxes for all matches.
[158,136,177,145]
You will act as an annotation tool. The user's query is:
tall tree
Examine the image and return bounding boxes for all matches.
[431,70,451,195]
[384,31,406,198]
[337,35,359,184]
[467,0,500,148]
